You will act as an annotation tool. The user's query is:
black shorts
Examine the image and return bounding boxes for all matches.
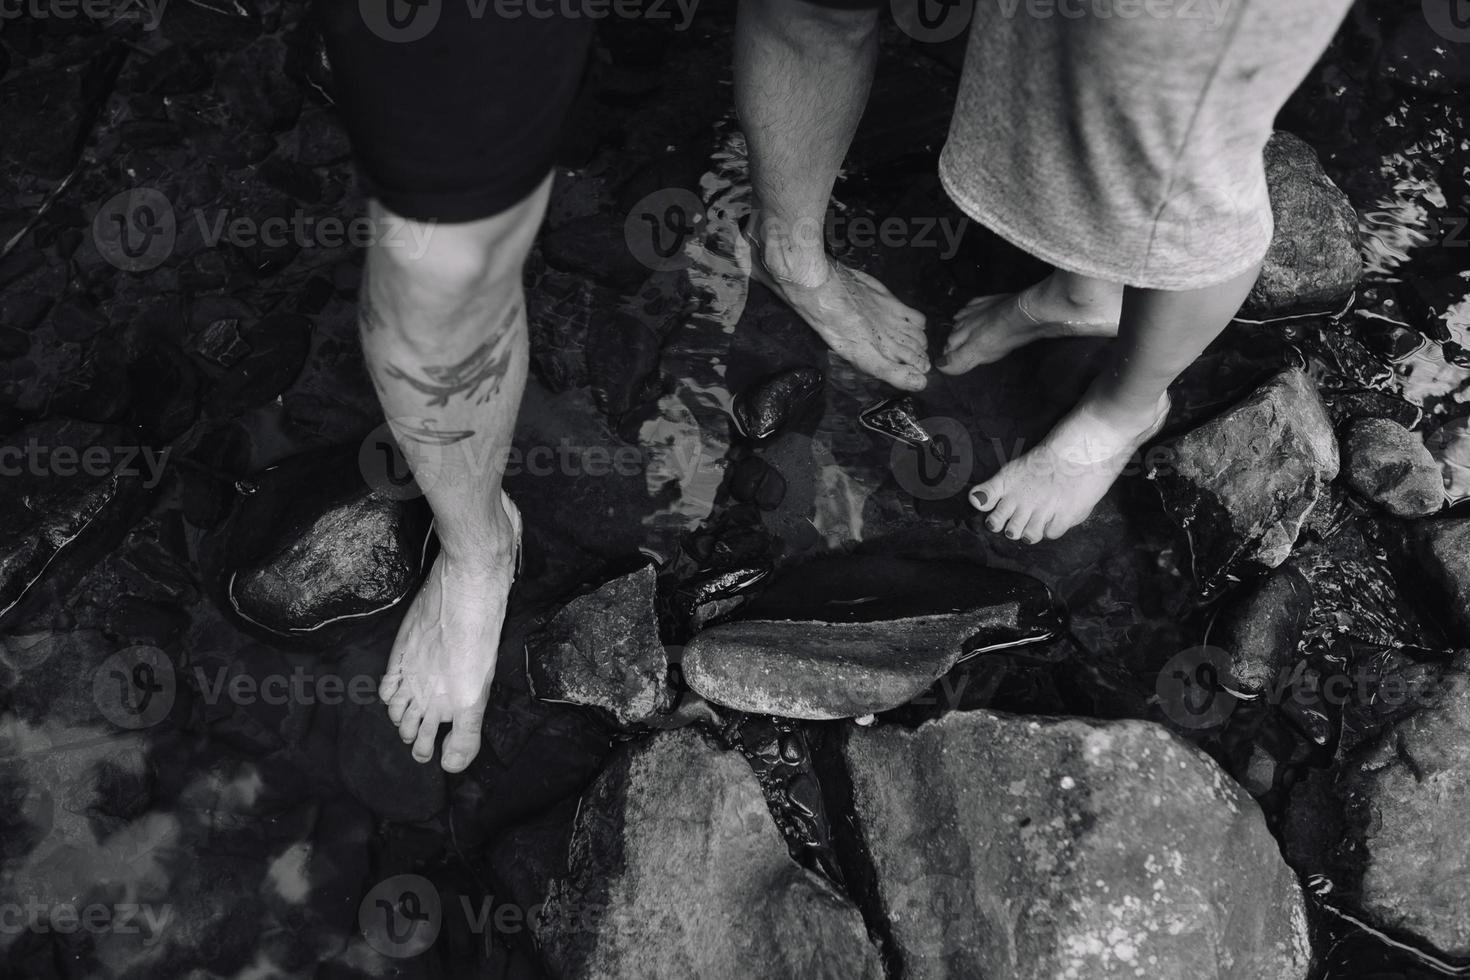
[316,0,596,223]
[317,0,883,223]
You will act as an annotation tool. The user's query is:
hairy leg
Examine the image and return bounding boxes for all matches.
[735,0,929,389]
[362,177,549,772]
[970,264,1260,543]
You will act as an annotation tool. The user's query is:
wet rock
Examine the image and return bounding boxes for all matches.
[1427,417,1470,504]
[839,711,1311,980]
[668,564,772,638]
[1337,651,1470,958]
[203,313,312,417]
[0,58,119,177]
[1322,388,1421,429]
[526,564,674,727]
[722,714,842,879]
[539,730,882,980]
[1341,418,1445,517]
[525,267,600,392]
[683,557,1060,719]
[587,307,662,417]
[1390,517,1470,644]
[858,395,937,452]
[451,686,612,851]
[337,699,446,822]
[729,456,786,510]
[542,215,655,289]
[1148,369,1339,597]
[0,420,153,625]
[1242,132,1361,319]
[733,367,822,440]
[212,446,433,643]
[217,36,303,133]
[1214,564,1312,696]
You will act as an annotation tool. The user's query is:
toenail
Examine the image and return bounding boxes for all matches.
[1005,530,1018,540]
[443,753,464,769]
[971,488,989,508]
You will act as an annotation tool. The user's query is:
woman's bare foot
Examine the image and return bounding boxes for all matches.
[938,273,1123,374]
[379,493,521,773]
[744,232,930,391]
[969,389,1170,543]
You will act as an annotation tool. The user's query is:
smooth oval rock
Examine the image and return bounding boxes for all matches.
[1341,417,1445,518]
[213,446,433,643]
[538,730,882,980]
[683,556,1060,720]
[733,367,823,441]
[839,710,1312,980]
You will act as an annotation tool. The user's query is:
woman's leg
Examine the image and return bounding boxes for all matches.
[969,264,1261,544]
[938,269,1123,374]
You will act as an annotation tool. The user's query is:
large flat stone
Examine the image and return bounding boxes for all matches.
[839,711,1311,980]
[683,558,1060,720]
[539,730,882,980]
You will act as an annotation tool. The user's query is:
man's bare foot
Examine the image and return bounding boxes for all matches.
[379,492,521,773]
[968,390,1170,543]
[744,231,930,391]
[938,274,1122,374]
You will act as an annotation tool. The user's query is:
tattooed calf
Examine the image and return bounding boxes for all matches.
[382,300,523,407]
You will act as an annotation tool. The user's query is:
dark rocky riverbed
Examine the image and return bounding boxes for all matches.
[1,1,1468,978]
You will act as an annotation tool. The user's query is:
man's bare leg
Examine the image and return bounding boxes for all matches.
[969,265,1260,543]
[735,0,929,390]
[362,177,549,773]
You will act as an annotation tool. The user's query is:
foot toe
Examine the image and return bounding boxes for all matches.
[441,707,485,773]
[410,710,440,763]
[1021,509,1051,545]
[1002,506,1032,540]
[969,478,1003,513]
[397,700,425,744]
[386,687,412,725]
[985,494,1019,533]
[378,671,403,703]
